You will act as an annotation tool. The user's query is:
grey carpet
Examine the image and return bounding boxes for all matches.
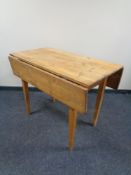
[0,90,131,175]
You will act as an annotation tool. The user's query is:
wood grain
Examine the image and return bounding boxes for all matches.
[68,108,77,150]
[10,48,123,89]
[9,56,87,113]
[107,68,123,89]
[92,78,107,126]
[8,48,124,149]
[21,80,31,114]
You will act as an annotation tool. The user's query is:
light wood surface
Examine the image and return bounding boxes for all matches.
[68,108,77,150]
[9,48,123,150]
[92,78,107,126]
[9,56,87,113]
[22,80,31,114]
[11,48,123,89]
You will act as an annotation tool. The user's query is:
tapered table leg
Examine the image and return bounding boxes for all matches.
[68,108,77,150]
[92,78,107,127]
[22,80,31,114]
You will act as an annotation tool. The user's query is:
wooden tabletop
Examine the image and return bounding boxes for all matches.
[10,48,123,89]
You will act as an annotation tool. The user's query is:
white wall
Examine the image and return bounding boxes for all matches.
[0,0,131,89]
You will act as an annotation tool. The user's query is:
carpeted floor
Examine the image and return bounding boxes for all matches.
[0,89,131,175]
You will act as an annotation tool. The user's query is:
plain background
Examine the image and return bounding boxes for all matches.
[0,0,131,89]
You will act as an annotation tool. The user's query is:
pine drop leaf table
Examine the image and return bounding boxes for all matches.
[9,48,123,150]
